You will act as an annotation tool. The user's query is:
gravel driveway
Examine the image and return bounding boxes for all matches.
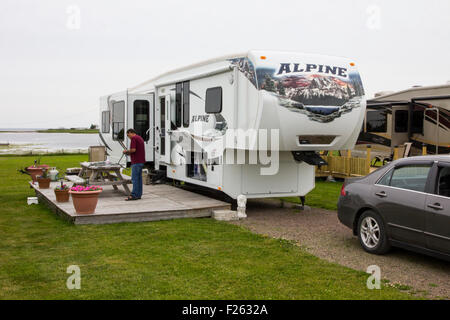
[231,200,450,299]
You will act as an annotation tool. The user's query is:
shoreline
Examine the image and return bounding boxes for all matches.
[0,130,38,133]
[0,129,98,134]
[0,150,88,156]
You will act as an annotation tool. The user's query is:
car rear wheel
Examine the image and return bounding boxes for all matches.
[357,210,391,254]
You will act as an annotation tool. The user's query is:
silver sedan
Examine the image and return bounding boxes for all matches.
[338,155,450,261]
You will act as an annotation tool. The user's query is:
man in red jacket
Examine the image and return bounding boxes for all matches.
[123,128,145,200]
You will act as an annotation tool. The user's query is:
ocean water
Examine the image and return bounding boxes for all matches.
[0,132,101,154]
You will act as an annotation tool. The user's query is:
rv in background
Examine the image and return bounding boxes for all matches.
[358,83,450,157]
[98,50,366,199]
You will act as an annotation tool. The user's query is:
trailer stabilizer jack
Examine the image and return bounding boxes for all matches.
[292,151,327,168]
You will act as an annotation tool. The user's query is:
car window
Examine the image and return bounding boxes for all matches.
[377,168,393,186]
[437,166,450,197]
[389,165,431,192]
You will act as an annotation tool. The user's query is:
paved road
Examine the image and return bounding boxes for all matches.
[231,200,450,299]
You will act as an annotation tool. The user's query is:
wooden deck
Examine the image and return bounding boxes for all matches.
[30,182,230,225]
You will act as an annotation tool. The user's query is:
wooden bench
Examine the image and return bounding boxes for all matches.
[108,172,132,183]
[65,167,82,175]
[65,175,86,185]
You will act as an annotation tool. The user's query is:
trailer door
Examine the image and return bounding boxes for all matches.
[127,94,154,163]
[424,108,440,154]
[155,94,173,167]
[109,91,128,166]
[163,94,173,164]
[391,105,409,150]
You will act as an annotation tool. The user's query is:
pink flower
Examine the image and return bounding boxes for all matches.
[70,185,102,192]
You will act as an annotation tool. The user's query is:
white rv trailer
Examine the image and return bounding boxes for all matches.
[98,50,366,199]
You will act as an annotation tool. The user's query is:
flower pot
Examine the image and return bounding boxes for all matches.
[27,165,50,182]
[37,177,51,189]
[27,167,44,182]
[54,189,70,202]
[69,190,102,214]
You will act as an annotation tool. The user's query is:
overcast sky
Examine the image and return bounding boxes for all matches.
[0,0,449,128]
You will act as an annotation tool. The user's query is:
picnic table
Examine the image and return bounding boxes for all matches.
[66,161,131,196]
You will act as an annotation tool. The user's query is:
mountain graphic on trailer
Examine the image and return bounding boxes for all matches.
[261,73,361,107]
[253,66,364,123]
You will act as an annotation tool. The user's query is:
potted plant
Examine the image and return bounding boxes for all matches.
[27,159,50,182]
[27,167,43,182]
[69,185,103,214]
[54,180,70,202]
[37,168,51,189]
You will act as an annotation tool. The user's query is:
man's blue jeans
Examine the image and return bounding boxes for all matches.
[131,163,144,199]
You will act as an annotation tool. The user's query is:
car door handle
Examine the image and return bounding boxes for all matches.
[427,203,444,210]
[375,191,387,198]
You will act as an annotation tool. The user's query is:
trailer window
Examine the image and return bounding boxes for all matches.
[102,111,110,133]
[366,110,387,133]
[133,100,149,141]
[411,110,424,134]
[175,83,182,127]
[205,87,222,114]
[183,81,190,127]
[112,101,125,141]
[395,110,408,133]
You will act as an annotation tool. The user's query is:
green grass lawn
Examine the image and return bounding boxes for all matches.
[0,155,413,299]
[283,180,343,211]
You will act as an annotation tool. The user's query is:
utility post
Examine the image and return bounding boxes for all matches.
[366,145,371,175]
[346,149,351,177]
[393,146,399,160]
[422,143,427,156]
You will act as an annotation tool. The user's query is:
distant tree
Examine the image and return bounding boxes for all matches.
[89,124,98,130]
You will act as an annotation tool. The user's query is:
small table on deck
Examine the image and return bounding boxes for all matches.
[77,161,132,195]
